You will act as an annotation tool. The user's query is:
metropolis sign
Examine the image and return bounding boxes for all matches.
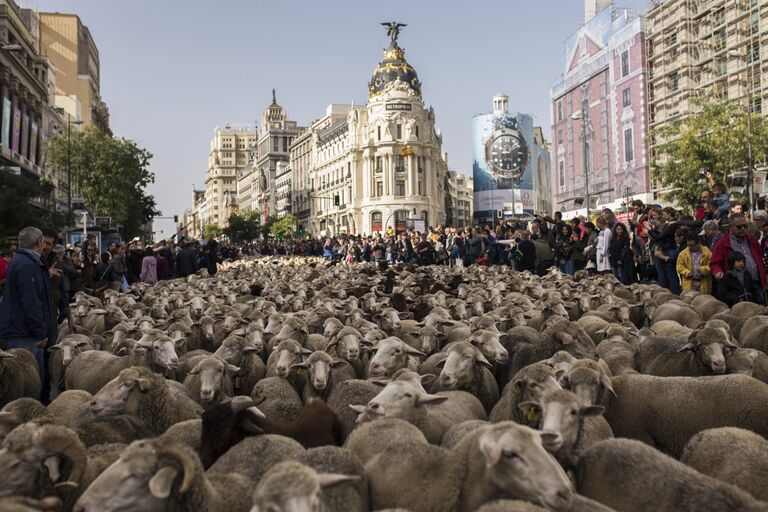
[386,103,412,111]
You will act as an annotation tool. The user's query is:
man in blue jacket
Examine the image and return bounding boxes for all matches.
[0,227,55,386]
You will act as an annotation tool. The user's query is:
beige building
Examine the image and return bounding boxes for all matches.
[203,125,257,228]
[646,0,767,162]
[446,171,473,228]
[38,12,109,132]
[289,126,315,233]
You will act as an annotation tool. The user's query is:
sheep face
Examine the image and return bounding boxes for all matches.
[512,371,562,406]
[73,441,168,512]
[359,375,446,423]
[679,328,736,374]
[437,343,492,389]
[48,336,92,366]
[197,316,215,342]
[136,335,182,370]
[273,340,309,377]
[215,338,260,366]
[90,369,151,417]
[469,331,509,365]
[375,309,402,333]
[272,319,307,344]
[292,352,344,391]
[189,357,238,403]
[331,328,364,362]
[264,314,286,336]
[251,461,358,512]
[476,424,573,511]
[187,296,206,318]
[323,318,344,339]
[726,348,760,376]
[564,361,615,407]
[419,326,441,355]
[367,338,424,378]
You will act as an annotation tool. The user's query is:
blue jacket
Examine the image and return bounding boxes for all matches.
[0,250,55,342]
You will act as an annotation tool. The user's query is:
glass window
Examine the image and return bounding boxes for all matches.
[559,161,564,187]
[623,88,631,107]
[395,180,405,196]
[371,211,382,231]
[624,128,634,162]
[396,124,402,139]
[376,181,383,197]
[375,156,382,173]
[670,72,679,91]
[395,155,405,172]
[377,126,381,141]
[557,100,563,122]
[415,125,419,139]
[621,51,630,77]
[716,58,727,77]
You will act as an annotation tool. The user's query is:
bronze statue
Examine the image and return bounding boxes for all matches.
[381,21,406,45]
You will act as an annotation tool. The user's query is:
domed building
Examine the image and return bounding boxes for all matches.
[308,23,447,236]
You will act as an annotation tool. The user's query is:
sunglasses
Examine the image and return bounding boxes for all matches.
[733,224,747,230]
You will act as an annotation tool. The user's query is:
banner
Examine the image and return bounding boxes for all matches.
[29,121,38,164]
[1,97,10,148]
[20,112,28,158]
[11,107,21,153]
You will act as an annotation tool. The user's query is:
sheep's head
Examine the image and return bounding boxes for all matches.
[544,351,578,383]
[562,359,615,407]
[290,351,346,392]
[326,326,366,362]
[89,367,154,418]
[251,461,359,512]
[47,334,93,366]
[264,314,286,337]
[74,441,198,512]
[475,423,573,511]
[518,388,604,454]
[436,341,493,390]
[678,327,736,374]
[469,330,509,365]
[135,332,183,370]
[272,339,311,378]
[354,370,443,423]
[188,356,239,403]
[366,337,424,378]
[214,336,260,366]
[419,325,441,355]
[726,348,761,376]
[511,363,563,408]
[322,317,344,339]
[272,317,308,343]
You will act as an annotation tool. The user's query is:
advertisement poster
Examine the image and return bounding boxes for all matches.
[1,97,10,148]
[20,112,29,158]
[11,106,21,152]
[29,121,38,164]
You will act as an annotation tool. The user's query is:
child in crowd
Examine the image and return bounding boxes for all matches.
[717,251,763,306]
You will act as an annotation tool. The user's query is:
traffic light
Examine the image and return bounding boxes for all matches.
[334,195,340,206]
[173,215,178,223]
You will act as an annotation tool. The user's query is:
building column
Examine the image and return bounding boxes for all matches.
[405,154,413,196]
[384,153,391,196]
[362,155,370,198]
[425,157,432,205]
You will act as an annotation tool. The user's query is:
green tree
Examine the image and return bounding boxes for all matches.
[269,214,298,239]
[0,172,62,240]
[44,126,159,238]
[203,223,222,239]
[223,210,261,242]
[650,95,768,210]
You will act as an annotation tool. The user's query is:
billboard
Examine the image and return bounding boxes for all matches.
[472,112,535,219]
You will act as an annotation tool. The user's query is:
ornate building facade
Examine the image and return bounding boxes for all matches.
[306,24,447,235]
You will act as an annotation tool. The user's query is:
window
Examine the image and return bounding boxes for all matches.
[558,161,564,187]
[375,156,382,173]
[751,96,762,114]
[395,180,405,196]
[376,181,383,197]
[716,58,727,77]
[395,155,405,173]
[621,51,630,77]
[371,211,383,232]
[282,137,288,152]
[622,88,631,108]
[670,72,679,91]
[714,29,726,50]
[558,129,563,145]
[396,124,402,139]
[749,42,760,63]
[377,126,381,141]
[557,100,563,122]
[418,181,424,195]
[415,126,419,139]
[624,128,634,162]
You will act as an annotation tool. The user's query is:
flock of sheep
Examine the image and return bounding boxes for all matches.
[1,256,768,512]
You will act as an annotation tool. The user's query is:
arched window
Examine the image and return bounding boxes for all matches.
[371,211,383,232]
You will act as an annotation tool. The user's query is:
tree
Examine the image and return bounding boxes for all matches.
[650,95,768,210]
[44,126,160,238]
[0,172,62,240]
[223,210,261,242]
[203,223,222,239]
[269,214,298,239]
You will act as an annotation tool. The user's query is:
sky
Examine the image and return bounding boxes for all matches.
[28,0,601,238]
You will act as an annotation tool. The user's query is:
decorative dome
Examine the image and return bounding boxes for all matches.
[368,22,421,100]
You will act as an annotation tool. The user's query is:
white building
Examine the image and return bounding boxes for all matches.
[274,161,292,219]
[306,26,447,236]
[447,171,474,228]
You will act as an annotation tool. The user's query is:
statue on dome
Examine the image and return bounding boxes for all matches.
[381,21,407,45]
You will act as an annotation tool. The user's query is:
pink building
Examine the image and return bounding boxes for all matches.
[551,6,650,216]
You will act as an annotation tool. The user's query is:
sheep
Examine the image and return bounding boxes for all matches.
[295,446,369,512]
[0,496,63,512]
[432,341,499,414]
[726,348,768,383]
[468,329,510,365]
[46,390,92,427]
[289,350,354,402]
[517,388,612,470]
[366,336,424,378]
[690,294,729,320]
[651,303,703,329]
[576,438,767,512]
[214,335,266,396]
[603,373,768,457]
[266,338,311,391]
[344,418,429,465]
[498,325,542,384]
[268,316,310,352]
[322,326,371,377]
[88,366,202,436]
[490,362,562,426]
[327,379,382,440]
[473,500,548,512]
[47,334,95,396]
[680,427,768,502]
[352,370,485,444]
[1,350,41,411]
[74,439,253,512]
[249,376,304,423]
[206,434,305,485]
[441,419,489,449]
[183,354,239,405]
[0,399,50,441]
[562,359,615,408]
[730,300,765,318]
[71,414,152,447]
[251,460,361,512]
[635,327,736,377]
[596,338,637,376]
[357,421,573,512]
[200,398,341,469]
[739,317,768,353]
[516,319,598,370]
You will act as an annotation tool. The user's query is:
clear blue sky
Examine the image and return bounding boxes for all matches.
[31,0,593,238]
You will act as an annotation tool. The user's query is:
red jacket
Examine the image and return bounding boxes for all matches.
[710,232,766,288]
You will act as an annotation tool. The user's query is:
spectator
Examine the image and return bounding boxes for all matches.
[596,217,613,275]
[126,239,143,284]
[699,220,723,251]
[648,207,681,293]
[533,234,554,276]
[0,249,12,296]
[571,226,586,272]
[676,232,712,294]
[206,238,219,276]
[609,222,634,285]
[581,221,599,274]
[109,244,127,290]
[711,182,730,219]
[748,209,768,240]
[555,224,574,275]
[0,227,53,388]
[711,213,766,303]
[717,251,764,307]
[93,252,113,289]
[176,242,197,277]
[516,230,536,272]
[140,247,158,285]
[695,190,711,221]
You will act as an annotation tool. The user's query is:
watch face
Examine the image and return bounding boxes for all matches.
[488,134,527,177]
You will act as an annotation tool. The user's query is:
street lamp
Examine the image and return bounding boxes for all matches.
[67,114,84,227]
[728,49,755,218]
[571,109,591,218]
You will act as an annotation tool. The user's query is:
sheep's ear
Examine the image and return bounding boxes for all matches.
[370,378,390,387]
[475,352,494,369]
[512,379,525,396]
[555,368,567,382]
[676,343,696,353]
[331,360,347,368]
[416,393,448,406]
[290,362,309,370]
[149,466,178,499]
[420,374,436,386]
[47,345,60,352]
[242,345,260,354]
[397,312,414,320]
[188,363,203,375]
[317,473,361,489]
[226,364,241,374]
[517,401,541,416]
[173,338,187,350]
[299,348,313,356]
[324,340,339,353]
[403,346,426,357]
[348,404,366,413]
[246,406,266,419]
[580,405,606,417]
[478,430,502,467]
